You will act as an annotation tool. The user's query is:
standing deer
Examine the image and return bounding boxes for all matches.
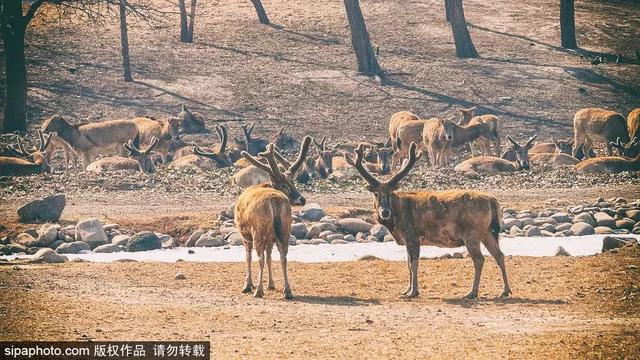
[457,107,502,156]
[0,130,52,176]
[235,136,312,299]
[345,142,510,299]
[389,111,420,162]
[133,116,181,163]
[572,108,629,159]
[455,135,537,174]
[627,108,640,140]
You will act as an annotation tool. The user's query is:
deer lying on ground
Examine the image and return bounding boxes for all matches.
[169,125,232,171]
[575,152,640,174]
[628,108,640,140]
[333,146,394,177]
[177,104,207,133]
[394,119,428,168]
[270,126,300,154]
[86,137,159,174]
[457,107,502,156]
[312,136,338,179]
[502,136,593,161]
[572,108,629,159]
[295,156,317,184]
[609,136,640,158]
[345,142,510,299]
[231,122,268,160]
[454,135,537,174]
[0,131,52,176]
[529,153,580,167]
[235,136,312,299]
[389,111,420,161]
[133,116,181,163]
[41,114,140,168]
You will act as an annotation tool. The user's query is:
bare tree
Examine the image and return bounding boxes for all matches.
[343,0,381,75]
[179,0,197,42]
[444,0,451,21]
[119,0,133,82]
[560,0,577,49]
[250,0,269,25]
[447,0,478,58]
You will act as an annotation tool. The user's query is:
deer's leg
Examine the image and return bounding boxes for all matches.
[242,242,254,293]
[572,132,585,159]
[276,241,293,300]
[266,243,276,290]
[81,151,91,169]
[464,241,485,299]
[403,240,420,298]
[254,246,265,298]
[493,136,501,157]
[583,138,594,159]
[482,232,511,298]
[400,255,412,295]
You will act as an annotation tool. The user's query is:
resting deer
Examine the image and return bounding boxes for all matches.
[389,111,420,163]
[0,130,52,176]
[233,122,268,157]
[337,146,394,175]
[295,156,317,184]
[572,108,629,159]
[41,114,140,168]
[133,116,181,163]
[177,104,207,133]
[169,125,232,171]
[312,136,338,179]
[235,136,312,299]
[86,137,160,174]
[627,108,640,140]
[609,137,640,158]
[270,126,300,154]
[529,153,580,167]
[345,142,510,299]
[455,135,537,174]
[575,152,640,173]
[457,107,502,156]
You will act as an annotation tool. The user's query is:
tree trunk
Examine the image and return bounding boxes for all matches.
[250,0,270,25]
[560,0,577,49]
[444,0,451,22]
[187,0,197,42]
[119,1,134,82]
[2,0,28,132]
[343,0,381,75]
[178,0,189,42]
[447,0,479,58]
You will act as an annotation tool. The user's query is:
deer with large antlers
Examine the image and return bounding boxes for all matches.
[345,142,510,299]
[170,125,232,171]
[0,131,52,176]
[235,136,312,299]
[86,137,160,174]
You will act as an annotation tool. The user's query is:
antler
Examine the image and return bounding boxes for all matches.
[215,125,228,153]
[285,136,312,176]
[257,143,284,179]
[313,136,326,151]
[524,134,538,148]
[386,142,421,188]
[37,130,52,153]
[506,135,520,148]
[7,134,27,157]
[344,143,380,187]
[144,137,160,154]
[610,136,626,151]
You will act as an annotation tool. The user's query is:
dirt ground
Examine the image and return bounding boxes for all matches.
[1,246,639,359]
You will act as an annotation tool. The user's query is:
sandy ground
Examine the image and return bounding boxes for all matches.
[1,246,639,358]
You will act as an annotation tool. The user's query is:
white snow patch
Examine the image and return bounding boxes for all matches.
[3,235,638,263]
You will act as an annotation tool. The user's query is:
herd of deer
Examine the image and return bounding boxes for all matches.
[0,106,638,300]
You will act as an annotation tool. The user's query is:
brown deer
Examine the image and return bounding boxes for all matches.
[457,107,502,156]
[389,111,420,156]
[440,119,497,164]
[609,136,640,158]
[312,136,338,179]
[38,123,79,171]
[529,153,580,167]
[422,118,450,167]
[235,136,312,299]
[233,122,268,157]
[0,130,52,176]
[270,126,301,154]
[628,108,640,139]
[394,119,428,168]
[575,153,640,173]
[133,116,181,163]
[455,135,537,174]
[177,104,207,133]
[572,108,629,159]
[86,137,160,174]
[502,136,593,161]
[169,125,232,170]
[345,142,510,299]
[41,114,140,168]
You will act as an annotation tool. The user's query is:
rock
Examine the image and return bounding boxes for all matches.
[127,231,162,252]
[310,238,327,245]
[337,218,372,234]
[225,203,235,219]
[296,240,311,245]
[219,226,237,237]
[56,241,91,254]
[225,232,244,246]
[551,213,571,224]
[615,219,635,230]
[16,193,65,223]
[541,230,555,237]
[37,224,60,247]
[502,218,521,230]
[554,231,569,237]
[320,216,337,225]
[7,243,26,254]
[633,226,640,235]
[554,246,571,256]
[48,240,64,250]
[174,272,187,280]
[626,210,640,222]
[75,218,108,249]
[556,223,572,232]
[326,234,344,242]
[300,203,325,221]
[111,235,130,247]
[306,222,337,239]
[103,223,119,231]
[600,208,617,217]
[344,234,355,242]
[516,212,534,219]
[452,252,464,259]
[365,235,379,243]
[503,208,517,215]
[93,244,123,253]
[539,224,556,233]
[602,236,636,252]
[525,226,541,237]
[509,226,522,236]
[188,249,195,254]
[156,233,175,249]
[594,212,615,228]
[573,213,596,227]
[194,234,225,247]
[0,245,12,255]
[357,255,382,261]
[290,222,308,239]
[319,230,334,239]
[594,226,614,235]
[15,233,38,247]
[355,232,367,242]
[33,248,67,263]
[520,218,535,227]
[331,239,349,245]
[369,224,389,241]
[383,234,395,242]
[534,218,557,226]
[185,230,204,247]
[570,222,595,236]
